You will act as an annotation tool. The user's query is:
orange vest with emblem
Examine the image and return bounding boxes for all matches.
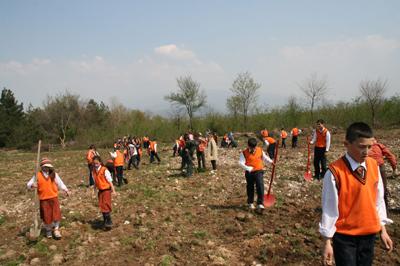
[198,139,207,152]
[243,147,264,172]
[37,171,58,200]
[114,150,124,167]
[292,128,299,136]
[265,136,276,144]
[92,166,111,190]
[316,128,328,148]
[329,157,381,236]
[281,130,288,139]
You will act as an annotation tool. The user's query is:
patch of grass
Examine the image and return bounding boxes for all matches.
[145,239,156,251]
[120,236,137,246]
[0,215,5,226]
[5,255,26,266]
[193,230,207,239]
[246,228,258,237]
[34,241,48,254]
[160,255,174,266]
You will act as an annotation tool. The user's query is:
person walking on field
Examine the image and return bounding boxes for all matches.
[27,158,70,239]
[110,146,127,186]
[149,139,161,164]
[91,156,116,230]
[206,132,218,172]
[86,145,99,187]
[368,138,399,210]
[310,119,331,180]
[291,127,299,148]
[280,128,288,148]
[239,138,273,211]
[320,122,393,266]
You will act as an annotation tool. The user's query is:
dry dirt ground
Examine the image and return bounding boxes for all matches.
[1,130,400,266]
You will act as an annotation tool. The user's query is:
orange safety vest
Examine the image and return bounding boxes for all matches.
[329,157,381,236]
[114,150,124,167]
[316,128,328,148]
[261,129,269,138]
[197,139,207,152]
[86,149,95,164]
[243,147,264,172]
[292,128,299,137]
[92,166,111,191]
[265,137,276,145]
[37,171,58,200]
[149,141,157,152]
[281,130,288,139]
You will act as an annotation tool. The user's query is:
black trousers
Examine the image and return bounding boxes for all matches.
[314,147,327,179]
[88,164,94,186]
[281,138,286,148]
[182,155,193,177]
[333,233,376,266]
[197,151,206,169]
[245,170,264,205]
[379,165,389,210]
[211,160,217,170]
[128,155,139,169]
[267,143,276,159]
[150,151,161,163]
[292,136,298,148]
[115,166,124,186]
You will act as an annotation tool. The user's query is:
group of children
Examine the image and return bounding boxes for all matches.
[27,121,399,266]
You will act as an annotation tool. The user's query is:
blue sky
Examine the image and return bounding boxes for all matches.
[1,1,399,113]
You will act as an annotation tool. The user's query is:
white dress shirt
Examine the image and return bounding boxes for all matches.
[319,153,393,238]
[27,172,68,191]
[238,149,273,172]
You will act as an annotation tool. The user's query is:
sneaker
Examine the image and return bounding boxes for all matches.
[257,204,265,210]
[46,230,52,239]
[248,203,256,210]
[53,229,62,240]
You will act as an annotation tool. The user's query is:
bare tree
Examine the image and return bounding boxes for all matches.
[165,75,207,130]
[299,73,329,121]
[230,72,261,130]
[226,95,242,121]
[359,78,388,127]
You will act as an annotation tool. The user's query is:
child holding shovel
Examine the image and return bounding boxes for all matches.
[27,158,70,239]
[92,156,116,230]
[320,122,393,266]
[239,138,273,210]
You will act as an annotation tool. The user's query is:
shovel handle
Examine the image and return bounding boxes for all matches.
[266,140,279,196]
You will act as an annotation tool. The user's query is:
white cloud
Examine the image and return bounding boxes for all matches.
[154,44,197,61]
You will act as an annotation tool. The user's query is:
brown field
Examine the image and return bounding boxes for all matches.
[0,131,400,265]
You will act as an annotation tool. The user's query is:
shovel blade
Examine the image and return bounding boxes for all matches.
[28,219,41,240]
[264,194,276,207]
[304,171,313,181]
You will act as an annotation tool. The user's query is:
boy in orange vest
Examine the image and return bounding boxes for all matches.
[291,127,299,148]
[110,147,126,186]
[27,158,70,239]
[149,139,161,164]
[310,119,331,180]
[263,133,277,159]
[196,133,207,171]
[280,128,288,148]
[239,138,273,210]
[86,144,99,187]
[92,156,116,230]
[320,122,393,266]
[368,138,398,209]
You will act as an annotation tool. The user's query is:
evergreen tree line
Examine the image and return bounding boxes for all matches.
[0,85,399,150]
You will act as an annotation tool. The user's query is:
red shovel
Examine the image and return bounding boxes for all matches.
[264,140,279,207]
[304,136,312,181]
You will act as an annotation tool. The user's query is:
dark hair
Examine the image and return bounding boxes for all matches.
[316,119,325,124]
[89,144,95,149]
[248,137,257,148]
[92,155,103,163]
[345,122,373,143]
